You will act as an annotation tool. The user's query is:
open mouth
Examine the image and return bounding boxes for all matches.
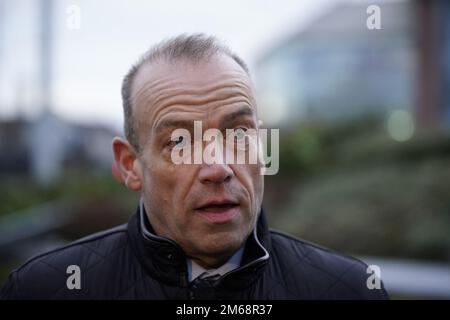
[195,200,240,223]
[197,203,238,213]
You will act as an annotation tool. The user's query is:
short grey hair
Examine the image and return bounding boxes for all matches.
[121,33,250,151]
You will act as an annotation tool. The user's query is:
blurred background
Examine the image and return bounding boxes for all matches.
[0,0,449,299]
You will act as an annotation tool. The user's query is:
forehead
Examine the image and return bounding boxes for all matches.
[132,53,251,94]
[130,54,256,129]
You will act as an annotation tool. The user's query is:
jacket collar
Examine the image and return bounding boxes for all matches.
[187,245,244,282]
[127,199,271,289]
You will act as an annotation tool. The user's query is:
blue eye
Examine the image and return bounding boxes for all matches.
[234,128,248,141]
[174,136,184,145]
[169,135,186,148]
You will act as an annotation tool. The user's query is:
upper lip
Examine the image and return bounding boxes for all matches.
[195,198,240,210]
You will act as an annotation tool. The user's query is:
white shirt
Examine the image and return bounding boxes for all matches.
[186,246,245,282]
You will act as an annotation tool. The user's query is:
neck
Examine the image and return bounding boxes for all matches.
[189,250,235,269]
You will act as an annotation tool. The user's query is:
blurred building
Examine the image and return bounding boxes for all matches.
[0,112,117,183]
[0,0,117,183]
[416,0,450,127]
[0,117,30,173]
[256,0,450,129]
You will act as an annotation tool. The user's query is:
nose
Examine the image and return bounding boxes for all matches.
[198,163,234,184]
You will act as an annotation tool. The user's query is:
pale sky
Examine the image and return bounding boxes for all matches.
[0,0,336,131]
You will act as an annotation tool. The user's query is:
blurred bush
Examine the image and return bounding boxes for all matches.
[264,117,450,262]
[0,170,136,216]
[0,170,138,284]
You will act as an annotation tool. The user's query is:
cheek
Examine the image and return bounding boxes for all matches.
[139,153,172,205]
[143,156,195,211]
[251,171,264,207]
[235,164,264,203]
[146,166,176,201]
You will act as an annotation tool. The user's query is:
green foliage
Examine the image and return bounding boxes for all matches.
[267,118,450,262]
[0,169,134,216]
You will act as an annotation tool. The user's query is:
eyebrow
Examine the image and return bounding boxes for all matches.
[155,118,194,133]
[221,107,254,126]
[154,106,255,134]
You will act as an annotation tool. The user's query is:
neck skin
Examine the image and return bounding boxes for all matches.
[188,250,236,269]
[141,199,251,269]
[143,209,245,269]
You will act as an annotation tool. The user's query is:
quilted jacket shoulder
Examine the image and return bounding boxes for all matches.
[0,211,389,300]
[0,224,136,299]
[265,230,388,299]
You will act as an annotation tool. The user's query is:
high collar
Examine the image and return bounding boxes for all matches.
[127,201,271,289]
[188,245,244,282]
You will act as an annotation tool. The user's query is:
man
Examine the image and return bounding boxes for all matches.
[1,34,388,299]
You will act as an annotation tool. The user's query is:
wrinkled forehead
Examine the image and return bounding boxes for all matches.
[130,54,257,124]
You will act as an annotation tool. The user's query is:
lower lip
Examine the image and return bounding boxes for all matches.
[195,206,239,224]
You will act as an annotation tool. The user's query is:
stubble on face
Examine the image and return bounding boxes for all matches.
[130,55,264,268]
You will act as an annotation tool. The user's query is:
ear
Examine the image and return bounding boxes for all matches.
[112,137,142,191]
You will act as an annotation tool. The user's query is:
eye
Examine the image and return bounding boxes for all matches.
[169,135,187,148]
[234,127,248,142]
[174,136,184,145]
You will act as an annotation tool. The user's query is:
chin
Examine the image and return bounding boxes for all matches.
[198,230,246,256]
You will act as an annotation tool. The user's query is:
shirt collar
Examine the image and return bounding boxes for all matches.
[133,198,271,288]
[187,246,245,282]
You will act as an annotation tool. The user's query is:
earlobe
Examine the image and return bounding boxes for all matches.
[112,137,142,191]
[111,159,123,183]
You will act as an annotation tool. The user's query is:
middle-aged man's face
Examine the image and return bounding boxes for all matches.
[129,54,264,267]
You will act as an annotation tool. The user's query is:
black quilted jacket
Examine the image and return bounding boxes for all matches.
[0,204,389,300]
